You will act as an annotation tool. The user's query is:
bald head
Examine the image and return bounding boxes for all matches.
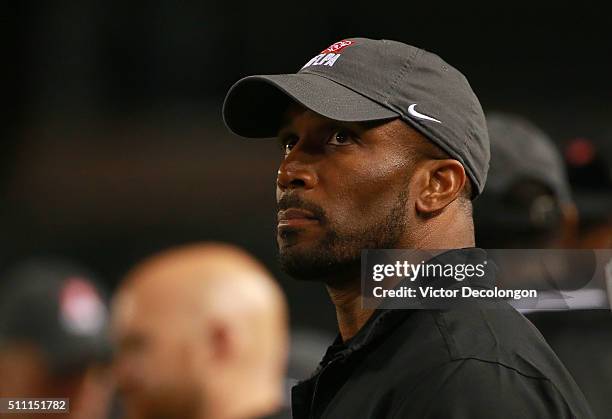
[126,242,272,282]
[112,243,288,419]
[120,243,285,325]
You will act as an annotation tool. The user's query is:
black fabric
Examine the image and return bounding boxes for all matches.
[291,248,594,419]
[527,310,612,419]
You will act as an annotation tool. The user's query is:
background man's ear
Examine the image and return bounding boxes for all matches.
[557,203,579,248]
[414,159,467,214]
[208,320,234,362]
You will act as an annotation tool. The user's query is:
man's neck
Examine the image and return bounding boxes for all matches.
[326,281,374,342]
[325,227,475,342]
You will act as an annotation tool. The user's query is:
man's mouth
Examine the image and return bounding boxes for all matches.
[277,208,320,228]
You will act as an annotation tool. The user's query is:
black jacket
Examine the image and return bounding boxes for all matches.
[528,309,612,419]
[291,248,594,418]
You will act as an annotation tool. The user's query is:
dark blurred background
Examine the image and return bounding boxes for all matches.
[5,2,612,332]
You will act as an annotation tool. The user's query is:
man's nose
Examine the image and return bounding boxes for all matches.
[277,153,318,191]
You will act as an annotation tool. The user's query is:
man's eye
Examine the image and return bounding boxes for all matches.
[328,130,354,146]
[280,137,298,155]
[284,140,297,154]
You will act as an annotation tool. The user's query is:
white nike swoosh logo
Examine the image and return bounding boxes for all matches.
[407,104,442,124]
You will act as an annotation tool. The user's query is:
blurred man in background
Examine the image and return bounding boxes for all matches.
[473,112,590,305]
[474,112,612,418]
[111,243,289,419]
[0,258,114,419]
[474,113,578,249]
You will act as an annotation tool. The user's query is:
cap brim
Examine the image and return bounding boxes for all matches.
[222,73,399,138]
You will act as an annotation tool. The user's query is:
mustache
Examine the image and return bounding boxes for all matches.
[277,194,327,221]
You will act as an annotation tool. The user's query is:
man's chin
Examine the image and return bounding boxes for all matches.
[278,240,322,281]
[277,241,360,283]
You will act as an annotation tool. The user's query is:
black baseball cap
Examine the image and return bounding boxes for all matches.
[0,259,111,375]
[474,113,572,240]
[484,112,572,204]
[222,37,490,196]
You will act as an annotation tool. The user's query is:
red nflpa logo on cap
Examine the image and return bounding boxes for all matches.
[320,40,354,54]
[303,39,355,69]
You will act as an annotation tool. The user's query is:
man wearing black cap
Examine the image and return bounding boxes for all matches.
[0,258,115,419]
[222,38,593,418]
[474,112,599,308]
[474,113,579,249]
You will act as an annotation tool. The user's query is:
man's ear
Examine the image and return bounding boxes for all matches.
[414,159,467,214]
[208,320,235,362]
[557,203,579,247]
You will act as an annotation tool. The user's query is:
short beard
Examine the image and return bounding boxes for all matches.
[278,188,409,284]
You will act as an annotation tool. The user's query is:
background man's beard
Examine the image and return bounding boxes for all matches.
[278,189,408,283]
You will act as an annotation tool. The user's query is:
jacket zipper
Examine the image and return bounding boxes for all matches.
[309,355,344,419]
